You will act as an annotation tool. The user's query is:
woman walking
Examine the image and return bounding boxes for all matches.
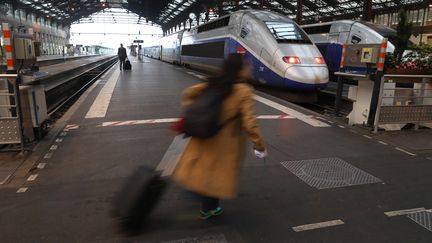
[173,54,266,219]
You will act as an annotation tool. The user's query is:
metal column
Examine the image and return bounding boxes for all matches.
[363,0,373,21]
[296,0,303,25]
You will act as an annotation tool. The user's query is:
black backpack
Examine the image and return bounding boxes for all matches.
[183,87,231,138]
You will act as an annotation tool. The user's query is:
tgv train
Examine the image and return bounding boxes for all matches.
[144,10,329,90]
[302,20,397,73]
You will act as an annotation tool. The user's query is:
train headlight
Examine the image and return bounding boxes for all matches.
[283,56,301,64]
[314,57,325,64]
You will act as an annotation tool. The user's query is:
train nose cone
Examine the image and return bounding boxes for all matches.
[286,66,329,85]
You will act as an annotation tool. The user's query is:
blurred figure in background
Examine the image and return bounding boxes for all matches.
[173,54,266,220]
[117,43,127,71]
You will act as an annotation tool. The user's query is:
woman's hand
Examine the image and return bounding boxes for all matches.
[253,147,267,158]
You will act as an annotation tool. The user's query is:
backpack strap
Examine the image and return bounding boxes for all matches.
[220,113,241,127]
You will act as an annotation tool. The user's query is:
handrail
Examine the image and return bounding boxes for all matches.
[374,73,432,132]
[0,74,25,152]
[384,74,432,78]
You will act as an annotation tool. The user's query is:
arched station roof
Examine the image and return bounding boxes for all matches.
[4,0,430,30]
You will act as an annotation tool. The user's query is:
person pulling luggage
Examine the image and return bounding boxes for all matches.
[173,53,267,220]
[117,43,127,71]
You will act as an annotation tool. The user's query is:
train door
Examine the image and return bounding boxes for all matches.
[175,31,184,64]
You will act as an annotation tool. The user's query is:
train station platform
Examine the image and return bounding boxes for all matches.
[1,57,432,242]
[36,54,101,67]
[22,55,116,85]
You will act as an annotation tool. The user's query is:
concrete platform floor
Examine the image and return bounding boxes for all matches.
[1,57,431,243]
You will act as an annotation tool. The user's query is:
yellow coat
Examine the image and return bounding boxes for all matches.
[173,82,265,199]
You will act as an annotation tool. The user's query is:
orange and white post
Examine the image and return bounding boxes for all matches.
[2,23,15,72]
[339,43,347,70]
[377,38,388,72]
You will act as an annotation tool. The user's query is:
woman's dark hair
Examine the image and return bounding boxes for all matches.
[207,53,246,92]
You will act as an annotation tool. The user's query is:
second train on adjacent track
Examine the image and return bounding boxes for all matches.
[144,10,329,91]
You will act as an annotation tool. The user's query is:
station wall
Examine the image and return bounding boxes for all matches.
[373,6,432,45]
[0,3,69,59]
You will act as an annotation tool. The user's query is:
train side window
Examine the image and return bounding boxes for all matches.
[351,35,362,44]
[197,16,230,33]
[303,24,331,35]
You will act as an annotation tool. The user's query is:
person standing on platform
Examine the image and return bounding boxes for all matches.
[117,43,127,71]
[173,53,267,220]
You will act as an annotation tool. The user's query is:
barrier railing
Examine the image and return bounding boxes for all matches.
[0,74,24,153]
[374,75,432,132]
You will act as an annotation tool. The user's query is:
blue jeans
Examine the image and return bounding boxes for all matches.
[199,194,219,212]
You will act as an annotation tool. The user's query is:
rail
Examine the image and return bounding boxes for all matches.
[47,57,118,116]
[374,74,432,132]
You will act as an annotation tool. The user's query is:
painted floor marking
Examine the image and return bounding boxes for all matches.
[385,208,426,217]
[85,68,120,118]
[16,187,28,193]
[55,138,63,143]
[27,174,38,181]
[193,74,206,79]
[59,132,67,137]
[102,118,179,127]
[256,115,295,119]
[37,163,46,169]
[64,124,79,131]
[253,95,331,127]
[378,141,388,145]
[43,153,53,159]
[0,175,11,185]
[49,145,58,151]
[292,219,344,232]
[363,135,372,139]
[395,147,416,156]
[102,115,297,127]
[315,116,327,121]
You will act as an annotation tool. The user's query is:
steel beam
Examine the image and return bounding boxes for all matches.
[297,0,303,24]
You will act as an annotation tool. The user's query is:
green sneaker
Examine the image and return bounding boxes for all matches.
[199,207,224,220]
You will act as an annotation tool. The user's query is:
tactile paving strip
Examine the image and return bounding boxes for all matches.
[164,234,228,243]
[281,157,382,189]
[408,211,432,232]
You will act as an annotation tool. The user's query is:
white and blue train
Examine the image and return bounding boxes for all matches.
[302,20,397,73]
[144,10,329,90]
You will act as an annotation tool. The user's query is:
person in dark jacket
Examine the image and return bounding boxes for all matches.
[117,44,127,71]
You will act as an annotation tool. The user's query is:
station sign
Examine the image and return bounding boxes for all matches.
[133,40,144,43]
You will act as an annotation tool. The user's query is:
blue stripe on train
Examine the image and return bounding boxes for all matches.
[191,37,327,90]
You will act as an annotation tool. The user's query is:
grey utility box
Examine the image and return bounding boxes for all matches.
[19,85,47,141]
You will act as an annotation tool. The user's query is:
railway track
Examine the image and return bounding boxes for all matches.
[42,57,118,134]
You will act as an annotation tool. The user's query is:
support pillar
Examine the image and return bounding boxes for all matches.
[296,0,303,25]
[217,0,224,17]
[363,0,373,21]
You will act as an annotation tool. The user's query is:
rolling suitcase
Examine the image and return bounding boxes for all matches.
[112,166,167,235]
[124,59,132,70]
[112,135,190,235]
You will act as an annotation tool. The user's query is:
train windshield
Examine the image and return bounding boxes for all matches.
[359,21,397,44]
[265,21,312,44]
